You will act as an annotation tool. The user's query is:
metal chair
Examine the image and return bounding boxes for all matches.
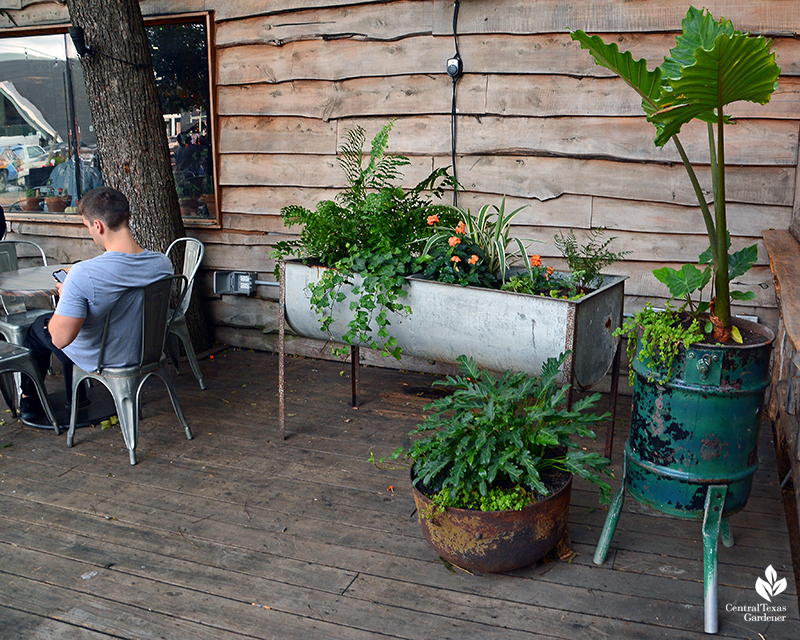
[165,237,206,390]
[66,274,193,465]
[0,240,53,345]
[0,341,59,432]
[0,240,54,414]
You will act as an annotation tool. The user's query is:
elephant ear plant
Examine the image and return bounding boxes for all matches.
[572,7,780,355]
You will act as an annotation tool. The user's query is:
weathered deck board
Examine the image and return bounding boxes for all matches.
[0,349,797,639]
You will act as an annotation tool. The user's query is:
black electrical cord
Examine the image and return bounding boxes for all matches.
[95,50,150,70]
[449,0,461,207]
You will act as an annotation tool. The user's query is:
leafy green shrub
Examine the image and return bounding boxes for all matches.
[375,352,613,513]
[615,303,705,384]
[273,121,458,359]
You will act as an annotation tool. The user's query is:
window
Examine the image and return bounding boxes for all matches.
[0,14,216,224]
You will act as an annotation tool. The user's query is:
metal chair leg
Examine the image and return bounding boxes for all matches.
[702,485,727,634]
[154,372,193,441]
[0,371,16,416]
[168,320,205,390]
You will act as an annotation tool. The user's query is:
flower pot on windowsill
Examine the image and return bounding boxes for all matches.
[44,195,71,213]
[19,196,43,212]
[179,198,199,216]
[201,193,216,218]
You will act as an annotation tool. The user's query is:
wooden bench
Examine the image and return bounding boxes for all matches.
[763,229,800,518]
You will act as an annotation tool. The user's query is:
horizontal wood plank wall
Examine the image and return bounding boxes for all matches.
[3,0,800,371]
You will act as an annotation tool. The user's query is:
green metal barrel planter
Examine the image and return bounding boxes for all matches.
[625,318,774,519]
[594,318,774,634]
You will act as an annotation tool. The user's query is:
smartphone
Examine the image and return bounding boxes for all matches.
[52,269,68,283]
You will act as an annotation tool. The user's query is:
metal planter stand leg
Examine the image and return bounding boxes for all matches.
[594,462,732,635]
[593,456,626,566]
[702,485,728,635]
[279,262,286,441]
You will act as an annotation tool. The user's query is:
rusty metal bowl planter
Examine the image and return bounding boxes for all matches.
[411,471,572,573]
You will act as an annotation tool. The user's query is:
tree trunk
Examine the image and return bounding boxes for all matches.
[66,0,212,352]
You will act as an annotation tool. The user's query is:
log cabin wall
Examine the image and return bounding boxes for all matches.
[1,0,799,373]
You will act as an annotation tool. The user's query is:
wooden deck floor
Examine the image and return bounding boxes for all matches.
[0,348,798,639]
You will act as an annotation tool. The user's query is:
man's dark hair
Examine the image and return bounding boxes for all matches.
[78,187,130,231]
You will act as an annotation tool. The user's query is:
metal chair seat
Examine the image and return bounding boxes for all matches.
[0,341,58,431]
[0,308,54,345]
[66,274,193,465]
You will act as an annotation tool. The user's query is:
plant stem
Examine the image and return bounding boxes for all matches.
[673,136,717,266]
[714,111,731,329]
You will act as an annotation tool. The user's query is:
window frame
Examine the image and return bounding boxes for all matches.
[0,11,220,229]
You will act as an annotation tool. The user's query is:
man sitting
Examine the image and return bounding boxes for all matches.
[20,186,173,422]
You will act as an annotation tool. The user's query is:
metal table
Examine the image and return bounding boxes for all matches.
[0,263,67,297]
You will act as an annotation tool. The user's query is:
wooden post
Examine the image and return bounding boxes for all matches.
[278,261,286,440]
[351,345,360,408]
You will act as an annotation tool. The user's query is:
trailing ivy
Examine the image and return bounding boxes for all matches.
[615,303,705,384]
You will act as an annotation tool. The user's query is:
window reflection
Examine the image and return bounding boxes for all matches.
[149,20,214,220]
[0,33,93,212]
[0,18,214,222]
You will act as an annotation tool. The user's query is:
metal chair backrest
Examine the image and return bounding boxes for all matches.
[0,240,48,314]
[0,240,48,272]
[166,237,204,316]
[95,274,188,374]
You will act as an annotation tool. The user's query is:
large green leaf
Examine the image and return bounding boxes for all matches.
[727,243,758,281]
[652,264,711,299]
[570,30,663,115]
[649,10,780,146]
[661,6,734,81]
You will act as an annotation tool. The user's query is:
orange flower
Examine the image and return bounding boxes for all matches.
[455,220,466,234]
[530,255,542,268]
[451,255,461,263]
[448,236,461,247]
[427,214,440,225]
[547,266,554,275]
[468,254,479,265]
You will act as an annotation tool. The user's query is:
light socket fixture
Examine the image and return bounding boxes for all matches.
[68,26,94,58]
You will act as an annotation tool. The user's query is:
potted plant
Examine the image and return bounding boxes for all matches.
[374,352,612,573]
[176,178,201,215]
[201,177,216,218]
[44,186,71,213]
[20,187,43,212]
[274,120,458,359]
[277,123,628,388]
[572,7,779,632]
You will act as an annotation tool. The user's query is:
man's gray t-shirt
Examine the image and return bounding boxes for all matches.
[56,250,174,371]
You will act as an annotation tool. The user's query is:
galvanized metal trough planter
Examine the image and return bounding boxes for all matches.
[277,260,627,439]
